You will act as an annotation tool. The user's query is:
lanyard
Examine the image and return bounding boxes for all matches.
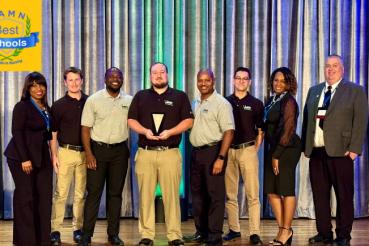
[30,99,50,131]
[263,92,286,122]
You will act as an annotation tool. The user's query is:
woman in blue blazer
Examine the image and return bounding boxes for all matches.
[4,72,53,246]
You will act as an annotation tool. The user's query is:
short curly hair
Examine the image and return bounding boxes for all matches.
[269,67,297,96]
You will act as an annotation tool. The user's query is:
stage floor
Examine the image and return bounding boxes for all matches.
[0,218,368,245]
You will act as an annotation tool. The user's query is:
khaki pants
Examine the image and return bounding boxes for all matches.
[135,148,182,241]
[225,145,260,235]
[51,147,86,232]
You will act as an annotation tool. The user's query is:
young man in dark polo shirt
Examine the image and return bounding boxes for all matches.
[223,67,264,245]
[50,67,88,245]
[128,62,193,246]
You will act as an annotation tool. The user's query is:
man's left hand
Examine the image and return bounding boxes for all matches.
[345,151,358,161]
[212,159,224,175]
[158,130,172,140]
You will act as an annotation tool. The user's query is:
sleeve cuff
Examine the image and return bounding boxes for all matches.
[272,144,285,159]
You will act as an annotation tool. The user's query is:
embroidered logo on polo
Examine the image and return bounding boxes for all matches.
[164,100,173,106]
[243,105,252,111]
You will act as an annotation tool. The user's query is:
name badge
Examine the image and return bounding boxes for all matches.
[316,108,327,120]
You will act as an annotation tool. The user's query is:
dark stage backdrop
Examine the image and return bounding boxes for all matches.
[1,0,368,219]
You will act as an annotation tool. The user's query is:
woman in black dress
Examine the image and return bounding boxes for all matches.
[4,72,53,245]
[264,67,301,245]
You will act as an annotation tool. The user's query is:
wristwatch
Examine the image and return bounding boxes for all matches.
[218,154,225,160]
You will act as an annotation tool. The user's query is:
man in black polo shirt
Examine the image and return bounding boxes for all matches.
[128,62,193,246]
[223,67,264,245]
[50,67,88,245]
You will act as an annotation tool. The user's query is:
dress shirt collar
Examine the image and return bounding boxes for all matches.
[325,79,342,92]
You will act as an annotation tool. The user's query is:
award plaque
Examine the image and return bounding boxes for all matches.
[151,113,165,135]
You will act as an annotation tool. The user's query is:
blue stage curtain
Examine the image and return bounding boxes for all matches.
[1,0,368,219]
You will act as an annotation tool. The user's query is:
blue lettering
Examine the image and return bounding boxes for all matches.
[18,12,25,19]
[8,10,15,17]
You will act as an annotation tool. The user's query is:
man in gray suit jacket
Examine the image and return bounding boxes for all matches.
[302,55,368,246]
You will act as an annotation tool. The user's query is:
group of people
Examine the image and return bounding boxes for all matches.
[4,54,368,246]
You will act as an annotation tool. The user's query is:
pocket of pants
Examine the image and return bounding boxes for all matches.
[134,148,140,162]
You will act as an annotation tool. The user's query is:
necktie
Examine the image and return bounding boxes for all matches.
[319,86,332,129]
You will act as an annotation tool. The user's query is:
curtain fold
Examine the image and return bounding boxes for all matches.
[1,0,368,219]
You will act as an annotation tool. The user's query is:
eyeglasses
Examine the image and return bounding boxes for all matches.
[234,77,250,81]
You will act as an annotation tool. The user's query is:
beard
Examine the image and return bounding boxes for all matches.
[106,85,121,93]
[152,81,168,89]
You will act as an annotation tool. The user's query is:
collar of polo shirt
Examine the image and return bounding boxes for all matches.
[103,89,123,98]
[150,86,173,95]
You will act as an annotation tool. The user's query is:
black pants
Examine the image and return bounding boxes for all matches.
[8,158,53,246]
[190,145,226,241]
[82,141,129,237]
[309,147,354,239]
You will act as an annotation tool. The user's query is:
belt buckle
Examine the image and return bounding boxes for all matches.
[158,146,168,151]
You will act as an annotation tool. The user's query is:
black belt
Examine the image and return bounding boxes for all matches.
[92,140,125,148]
[59,143,84,152]
[193,142,220,151]
[230,140,255,149]
[139,145,178,151]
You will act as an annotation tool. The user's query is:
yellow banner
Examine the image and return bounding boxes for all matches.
[0,0,42,71]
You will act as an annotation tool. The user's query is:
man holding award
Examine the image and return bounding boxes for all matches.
[128,62,194,246]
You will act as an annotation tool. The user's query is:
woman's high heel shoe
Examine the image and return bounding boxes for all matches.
[273,227,293,245]
[269,226,283,244]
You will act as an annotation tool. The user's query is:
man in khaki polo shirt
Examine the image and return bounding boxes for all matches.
[79,67,132,246]
[50,67,88,245]
[186,68,234,246]
[223,67,264,245]
[128,62,193,246]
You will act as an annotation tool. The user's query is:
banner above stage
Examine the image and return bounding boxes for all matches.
[0,0,42,71]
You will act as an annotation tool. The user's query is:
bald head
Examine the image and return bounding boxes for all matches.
[197,68,215,81]
[105,67,123,80]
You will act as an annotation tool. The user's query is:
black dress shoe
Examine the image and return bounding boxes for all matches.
[73,229,83,243]
[250,234,263,245]
[308,233,333,244]
[138,238,154,246]
[168,239,185,246]
[332,237,350,246]
[50,231,61,245]
[78,235,91,246]
[201,238,223,246]
[183,232,204,243]
[108,235,124,245]
[223,230,241,241]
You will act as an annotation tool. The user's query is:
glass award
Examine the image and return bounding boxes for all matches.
[151,113,165,135]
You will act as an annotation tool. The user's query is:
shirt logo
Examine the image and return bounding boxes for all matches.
[243,105,252,111]
[164,100,173,106]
